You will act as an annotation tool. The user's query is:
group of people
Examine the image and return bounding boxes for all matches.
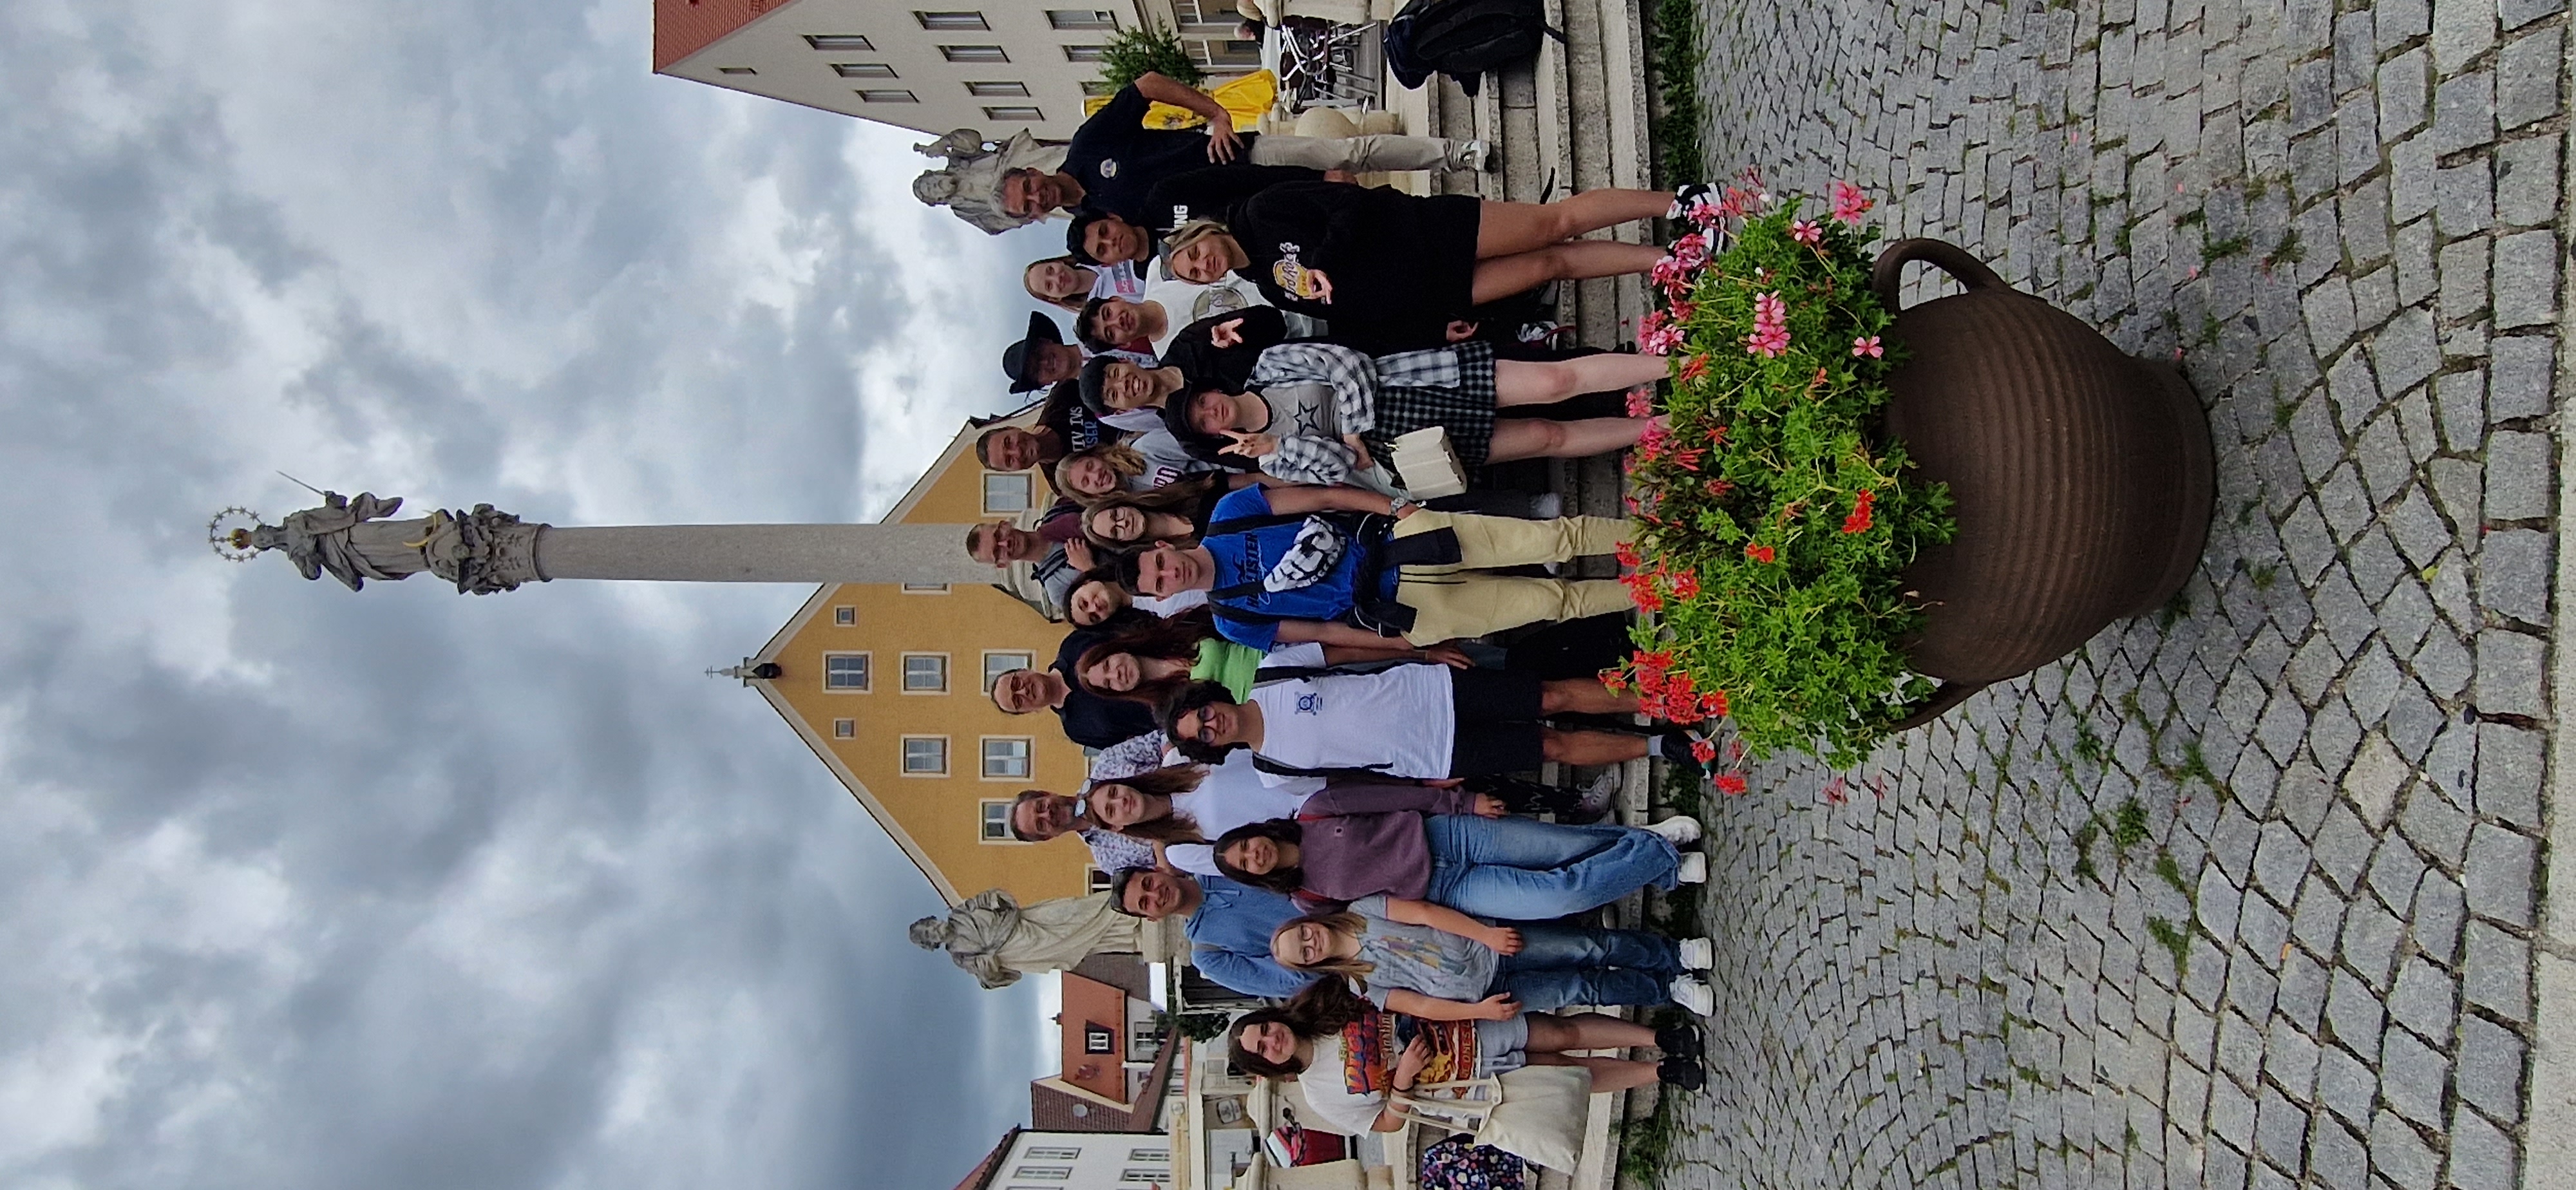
[907,68,1732,1143]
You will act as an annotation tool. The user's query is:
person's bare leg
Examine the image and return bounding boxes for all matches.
[1540,677,1642,716]
[1485,417,1653,463]
[1540,728,1652,766]
[1494,355,1672,406]
[1475,191,1680,257]
[1472,241,1669,304]
[1525,1052,1663,1093]
[1524,1013,1658,1052]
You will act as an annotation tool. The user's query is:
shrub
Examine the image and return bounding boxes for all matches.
[1095,23,1204,91]
[1610,178,1955,769]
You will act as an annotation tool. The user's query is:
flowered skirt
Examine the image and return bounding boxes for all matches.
[1366,339,1499,479]
[1419,1135,1528,1190]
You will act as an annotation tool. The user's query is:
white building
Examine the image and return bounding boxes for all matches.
[653,0,1260,140]
[954,1128,1175,1190]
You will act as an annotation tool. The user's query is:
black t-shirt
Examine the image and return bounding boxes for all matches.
[1037,382,1109,454]
[1159,305,1294,394]
[1050,626,1162,748]
[1234,182,1481,351]
[1141,165,1324,234]
[1063,86,1272,224]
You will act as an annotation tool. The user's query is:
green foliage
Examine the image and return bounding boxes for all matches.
[2110,797,2150,851]
[1641,0,1705,189]
[1616,192,1956,768]
[2070,819,2100,883]
[2203,234,2251,260]
[2146,916,2192,974]
[2154,850,2192,896]
[1159,1009,1231,1042]
[1094,23,1202,91]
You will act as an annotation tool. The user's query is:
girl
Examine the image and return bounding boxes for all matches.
[1219,810,1707,921]
[1268,895,1716,1017]
[1156,340,1669,491]
[1024,254,1142,311]
[1229,979,1706,1137]
[1160,182,1695,350]
[1063,571,1208,628]
[1048,442,1157,500]
[1085,761,1479,859]
[1070,612,1457,706]
[1077,484,1231,549]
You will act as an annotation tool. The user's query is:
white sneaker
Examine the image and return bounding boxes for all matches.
[1528,492,1563,520]
[1676,936,1715,970]
[1674,853,1709,884]
[1456,138,1494,172]
[1667,974,1716,1015]
[1644,815,1702,845]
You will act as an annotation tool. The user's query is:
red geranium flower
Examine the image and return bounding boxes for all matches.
[1744,543,1776,563]
[1689,738,1718,763]
[1715,773,1749,796]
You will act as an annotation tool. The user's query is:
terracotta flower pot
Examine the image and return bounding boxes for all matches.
[1872,239,2215,730]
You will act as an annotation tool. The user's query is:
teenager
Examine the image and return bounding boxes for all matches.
[1050,446,1227,502]
[1066,209,1162,273]
[1267,896,1715,1016]
[1025,253,1144,311]
[1159,665,1710,780]
[1108,866,1316,998]
[1160,180,1692,348]
[1077,296,1180,359]
[1077,485,1235,549]
[1229,978,1703,1138]
[1066,570,1208,628]
[997,73,1482,226]
[1070,612,1460,707]
[1214,809,1707,919]
[1158,341,1668,489]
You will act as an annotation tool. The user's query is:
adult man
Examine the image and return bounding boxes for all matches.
[1109,867,1316,998]
[1115,485,1634,649]
[1001,312,1088,393]
[990,623,1160,748]
[996,73,1486,227]
[968,517,1092,610]
[1160,663,1707,780]
[1006,789,1153,875]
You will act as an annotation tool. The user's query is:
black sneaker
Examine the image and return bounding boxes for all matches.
[1656,732,1709,775]
[1656,1023,1705,1063]
[1666,182,1716,221]
[1658,1053,1707,1091]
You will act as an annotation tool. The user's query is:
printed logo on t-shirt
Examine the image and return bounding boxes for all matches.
[1170,204,1191,227]
[1294,692,1322,715]
[1097,158,1120,178]
[1271,242,1327,302]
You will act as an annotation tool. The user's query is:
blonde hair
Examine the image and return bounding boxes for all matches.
[1022,255,1092,311]
[1164,218,1242,270]
[1269,912,1376,985]
[1052,443,1150,500]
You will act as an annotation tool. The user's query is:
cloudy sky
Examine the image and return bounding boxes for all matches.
[0,0,1078,1186]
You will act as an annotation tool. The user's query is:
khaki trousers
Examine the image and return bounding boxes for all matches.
[1389,511,1636,645]
[1245,134,1471,173]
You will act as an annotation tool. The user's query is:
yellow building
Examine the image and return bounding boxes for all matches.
[746,415,1101,904]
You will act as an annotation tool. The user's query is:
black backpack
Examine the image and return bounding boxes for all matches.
[1383,0,1564,97]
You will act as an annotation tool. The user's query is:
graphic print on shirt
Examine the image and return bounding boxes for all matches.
[1098,158,1121,178]
[1272,242,1328,302]
[1294,692,1322,715]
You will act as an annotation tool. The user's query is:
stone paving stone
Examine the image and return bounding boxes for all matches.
[1662,0,2563,1183]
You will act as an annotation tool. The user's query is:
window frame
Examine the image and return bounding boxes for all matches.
[717,66,758,75]
[1046,9,1121,29]
[831,719,857,740]
[832,605,857,626]
[1062,44,1108,61]
[982,650,1036,694]
[938,44,1010,62]
[899,735,951,777]
[855,89,920,103]
[964,80,1030,97]
[914,10,991,30]
[831,62,898,78]
[982,105,1046,122]
[901,652,951,694]
[981,800,1022,843]
[981,471,1035,514]
[980,735,1035,782]
[821,652,872,693]
[1025,1146,1082,1161]
[802,34,875,50]
[902,583,951,594]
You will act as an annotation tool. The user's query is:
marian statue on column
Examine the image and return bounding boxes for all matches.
[237,490,547,594]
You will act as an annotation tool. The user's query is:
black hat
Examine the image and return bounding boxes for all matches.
[1001,311,1068,393]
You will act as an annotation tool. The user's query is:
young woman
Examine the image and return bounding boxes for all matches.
[1160,182,1696,350]
[1048,443,1158,500]
[1267,896,1716,1019]
[1228,979,1705,1137]
[1156,340,1670,490]
[1217,809,1705,921]
[1025,254,1143,311]
[1077,484,1231,549]
[1064,570,1208,628]
[1071,613,1454,706]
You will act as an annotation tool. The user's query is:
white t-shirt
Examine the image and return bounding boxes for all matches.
[1296,1032,1387,1136]
[1160,748,1325,876]
[1145,275,1269,357]
[1129,428,1222,489]
[1245,661,1455,786]
[1090,260,1146,301]
[1137,589,1210,617]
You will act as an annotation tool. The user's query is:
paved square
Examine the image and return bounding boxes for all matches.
[1653,1,2566,1187]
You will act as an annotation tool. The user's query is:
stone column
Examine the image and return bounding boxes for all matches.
[232,491,992,594]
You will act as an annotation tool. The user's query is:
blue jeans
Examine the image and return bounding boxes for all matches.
[1421,814,1680,921]
[1489,922,1683,1010]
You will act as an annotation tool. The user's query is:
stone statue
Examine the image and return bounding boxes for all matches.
[909,888,1151,989]
[237,491,547,595]
[911,128,1070,235]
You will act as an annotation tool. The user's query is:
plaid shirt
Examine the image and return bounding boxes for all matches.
[1247,343,1464,484]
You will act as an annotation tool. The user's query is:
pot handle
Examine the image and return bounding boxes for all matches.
[1871,238,2007,311]
[1880,679,1989,733]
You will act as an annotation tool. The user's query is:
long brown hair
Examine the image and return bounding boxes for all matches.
[1225,978,1365,1078]
[1084,763,1211,842]
[1211,818,1306,894]
[1073,608,1218,705]
[1079,481,1221,550]
[1050,442,1150,502]
[1270,911,1376,984]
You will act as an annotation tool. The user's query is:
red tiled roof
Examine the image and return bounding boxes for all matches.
[652,0,782,72]
[1058,973,1131,1102]
[948,1128,1018,1190]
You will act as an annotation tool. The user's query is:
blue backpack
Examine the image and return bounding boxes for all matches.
[1383,0,1565,97]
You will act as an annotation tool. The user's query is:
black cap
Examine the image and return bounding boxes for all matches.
[1001,311,1067,393]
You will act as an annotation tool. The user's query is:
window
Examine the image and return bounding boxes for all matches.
[833,606,856,626]
[1128,1149,1168,1162]
[1121,1172,1164,1183]
[985,651,1034,692]
[965,80,1029,96]
[832,62,897,78]
[1048,9,1120,28]
[1062,44,1107,61]
[981,737,1033,780]
[1083,1022,1116,1053]
[901,737,949,775]
[823,653,870,691]
[1082,79,1119,96]
[941,44,1010,62]
[1025,1148,1082,1161]
[981,801,1016,842]
[902,583,950,594]
[803,35,875,50]
[1088,868,1116,892]
[717,66,757,75]
[855,89,919,102]
[1013,1171,1072,1183]
[1188,38,1262,66]
[903,654,949,693]
[983,472,1034,513]
[917,10,990,29]
[984,106,1045,121]
[831,719,855,739]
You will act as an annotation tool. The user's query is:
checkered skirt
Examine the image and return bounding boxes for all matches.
[1364,339,1499,479]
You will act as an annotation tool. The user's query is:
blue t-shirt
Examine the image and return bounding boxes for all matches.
[1200,487,1398,648]
[1186,874,1317,998]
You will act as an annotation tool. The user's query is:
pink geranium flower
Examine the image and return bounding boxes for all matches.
[1852,335,1883,358]
[1831,180,1873,226]
[1789,220,1822,245]
[1744,291,1790,358]
[1669,232,1710,271]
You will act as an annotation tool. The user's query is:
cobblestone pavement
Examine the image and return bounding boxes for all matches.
[1653,1,2566,1188]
